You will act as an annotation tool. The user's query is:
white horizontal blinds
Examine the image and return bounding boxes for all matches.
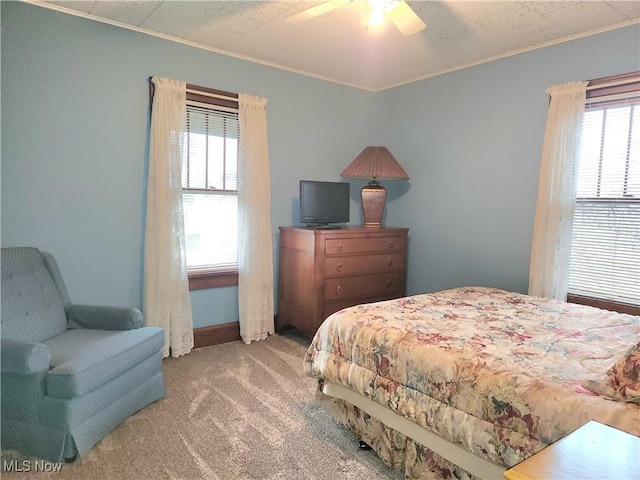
[568,72,640,306]
[183,105,239,191]
[181,85,240,272]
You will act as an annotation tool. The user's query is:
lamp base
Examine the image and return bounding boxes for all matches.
[361,181,386,227]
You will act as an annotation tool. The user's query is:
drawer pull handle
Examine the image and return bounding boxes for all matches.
[387,258,393,267]
[336,285,343,295]
[388,241,394,249]
[337,243,343,252]
[336,263,343,272]
[386,279,393,288]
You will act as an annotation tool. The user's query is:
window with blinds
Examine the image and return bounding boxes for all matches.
[567,73,639,308]
[182,88,239,274]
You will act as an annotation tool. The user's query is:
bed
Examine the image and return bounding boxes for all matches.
[303,286,640,479]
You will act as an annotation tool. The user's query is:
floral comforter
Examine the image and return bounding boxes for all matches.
[303,287,640,468]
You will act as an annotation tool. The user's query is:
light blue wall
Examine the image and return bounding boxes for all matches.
[2,2,639,327]
[1,2,374,328]
[377,24,640,296]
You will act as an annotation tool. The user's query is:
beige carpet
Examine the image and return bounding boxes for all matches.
[1,332,402,480]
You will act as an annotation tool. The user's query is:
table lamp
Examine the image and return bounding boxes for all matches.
[341,146,409,227]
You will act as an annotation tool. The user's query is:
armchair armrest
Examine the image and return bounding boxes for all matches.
[1,339,51,375]
[68,304,143,330]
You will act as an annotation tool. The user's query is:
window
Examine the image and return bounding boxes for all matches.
[182,85,240,289]
[567,73,639,313]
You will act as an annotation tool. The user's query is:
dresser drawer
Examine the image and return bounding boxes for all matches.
[325,235,405,255]
[324,271,405,300]
[324,252,404,277]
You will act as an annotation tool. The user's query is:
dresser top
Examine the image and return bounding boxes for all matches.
[280,226,409,234]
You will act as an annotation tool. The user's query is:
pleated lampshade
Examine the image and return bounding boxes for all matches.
[340,146,409,180]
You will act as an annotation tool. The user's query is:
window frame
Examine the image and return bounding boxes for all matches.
[566,72,640,314]
[184,84,240,290]
[566,293,640,316]
[188,270,238,290]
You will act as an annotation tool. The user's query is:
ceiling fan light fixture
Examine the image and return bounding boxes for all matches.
[367,7,385,28]
[287,0,425,36]
[367,0,404,30]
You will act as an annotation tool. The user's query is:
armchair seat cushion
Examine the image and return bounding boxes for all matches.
[44,326,165,398]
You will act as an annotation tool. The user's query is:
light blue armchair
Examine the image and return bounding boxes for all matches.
[1,247,165,462]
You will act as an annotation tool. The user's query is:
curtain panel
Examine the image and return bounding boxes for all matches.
[238,94,274,344]
[529,81,588,300]
[144,77,194,357]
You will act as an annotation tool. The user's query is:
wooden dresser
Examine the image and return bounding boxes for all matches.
[277,226,409,338]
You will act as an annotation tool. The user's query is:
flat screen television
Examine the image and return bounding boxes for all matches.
[299,180,350,227]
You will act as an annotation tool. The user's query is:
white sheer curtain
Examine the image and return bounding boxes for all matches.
[144,77,194,357]
[529,81,588,300]
[238,93,274,344]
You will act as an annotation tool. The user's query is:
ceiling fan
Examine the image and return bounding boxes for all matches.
[285,0,426,36]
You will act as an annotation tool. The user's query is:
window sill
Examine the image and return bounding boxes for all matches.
[188,270,238,290]
[567,294,640,316]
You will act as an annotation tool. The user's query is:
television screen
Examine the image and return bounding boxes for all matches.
[299,180,350,226]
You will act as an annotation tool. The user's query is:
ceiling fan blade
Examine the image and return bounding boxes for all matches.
[387,0,426,36]
[284,0,351,24]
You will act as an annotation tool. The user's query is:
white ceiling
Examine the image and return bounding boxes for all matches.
[32,0,640,91]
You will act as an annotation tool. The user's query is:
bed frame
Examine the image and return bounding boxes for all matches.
[322,381,506,479]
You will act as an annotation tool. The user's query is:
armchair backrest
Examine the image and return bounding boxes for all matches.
[1,247,70,343]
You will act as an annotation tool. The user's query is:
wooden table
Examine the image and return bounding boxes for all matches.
[504,420,639,480]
